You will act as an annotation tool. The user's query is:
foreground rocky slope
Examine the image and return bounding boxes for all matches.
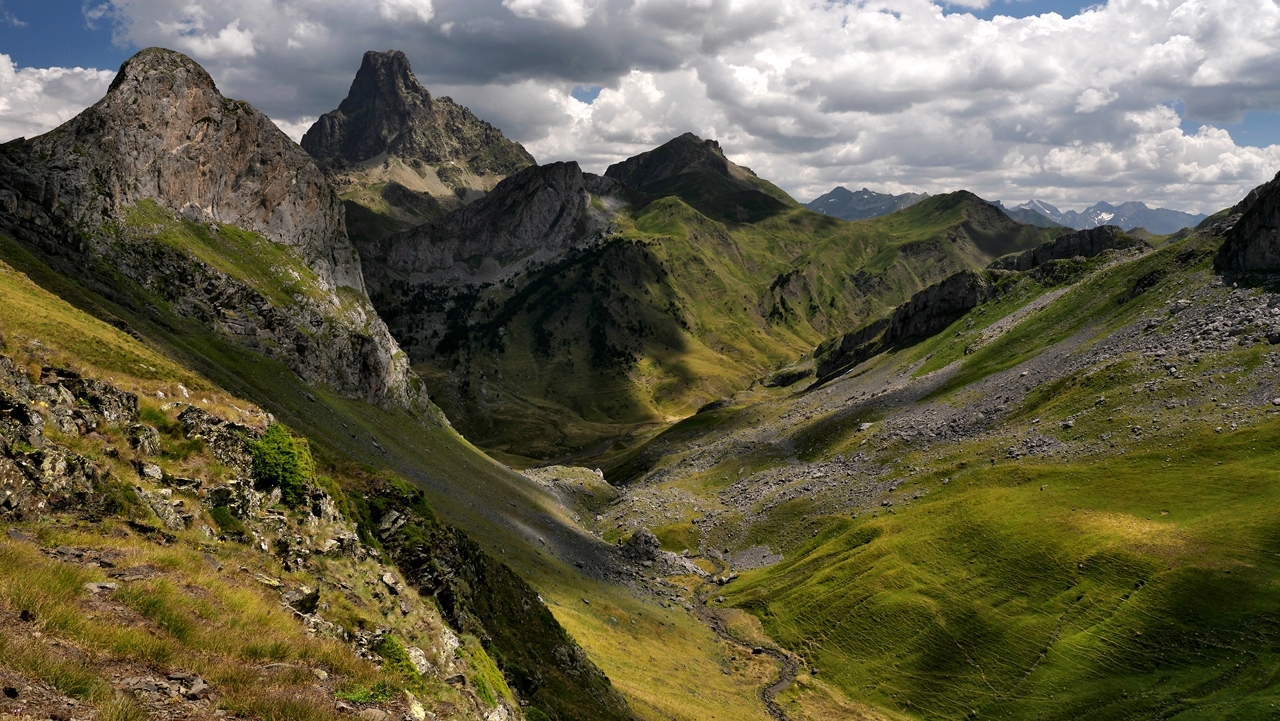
[303,51,536,243]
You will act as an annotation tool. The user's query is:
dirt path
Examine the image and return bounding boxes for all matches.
[694,559,801,721]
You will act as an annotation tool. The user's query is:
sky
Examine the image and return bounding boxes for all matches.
[0,0,1278,214]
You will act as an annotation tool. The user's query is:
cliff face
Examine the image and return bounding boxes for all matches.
[1216,171,1280,272]
[359,161,622,359]
[301,50,537,248]
[20,47,363,291]
[0,48,426,410]
[815,270,994,381]
[990,226,1147,272]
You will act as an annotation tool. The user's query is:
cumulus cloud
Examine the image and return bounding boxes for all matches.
[1,0,1279,213]
[0,54,114,141]
[379,0,435,24]
[502,0,595,27]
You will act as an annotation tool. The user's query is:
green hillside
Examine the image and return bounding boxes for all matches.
[588,222,1280,718]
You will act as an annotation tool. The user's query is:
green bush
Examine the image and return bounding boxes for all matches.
[248,424,314,507]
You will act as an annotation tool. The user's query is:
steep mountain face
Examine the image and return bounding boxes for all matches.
[804,186,928,221]
[989,225,1147,271]
[814,270,995,381]
[1015,198,1207,234]
[302,50,536,244]
[604,132,798,223]
[1216,170,1280,271]
[358,161,623,366]
[0,47,425,409]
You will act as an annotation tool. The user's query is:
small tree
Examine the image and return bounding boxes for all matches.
[249,423,314,507]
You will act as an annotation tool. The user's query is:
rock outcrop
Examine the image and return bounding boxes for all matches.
[0,48,429,410]
[1215,171,1280,272]
[358,161,623,357]
[303,50,534,176]
[604,132,795,223]
[989,226,1147,271]
[816,270,994,381]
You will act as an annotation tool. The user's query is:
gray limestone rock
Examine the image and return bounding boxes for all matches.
[302,50,534,177]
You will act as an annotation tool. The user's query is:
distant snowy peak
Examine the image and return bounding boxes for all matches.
[1015,199,1206,234]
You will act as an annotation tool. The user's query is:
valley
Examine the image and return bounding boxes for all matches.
[0,43,1276,721]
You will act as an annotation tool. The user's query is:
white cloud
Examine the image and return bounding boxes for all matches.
[502,0,594,27]
[378,0,434,24]
[175,19,257,60]
[0,54,114,141]
[3,0,1280,213]
[270,115,317,143]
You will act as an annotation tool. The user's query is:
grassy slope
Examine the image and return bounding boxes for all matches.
[0,232,776,721]
[425,194,1054,460]
[709,234,1280,718]
[0,253,491,720]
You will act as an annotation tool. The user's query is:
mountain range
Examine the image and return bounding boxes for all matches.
[1013,198,1207,234]
[0,44,1278,721]
[804,186,928,221]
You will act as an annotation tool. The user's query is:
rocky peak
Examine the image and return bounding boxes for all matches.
[605,132,748,192]
[0,47,432,410]
[604,132,796,223]
[107,46,218,95]
[301,50,535,176]
[342,50,426,118]
[18,46,363,292]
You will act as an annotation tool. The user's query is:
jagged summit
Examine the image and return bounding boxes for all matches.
[301,50,535,175]
[604,132,798,223]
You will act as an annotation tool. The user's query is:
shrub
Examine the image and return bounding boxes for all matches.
[249,424,314,507]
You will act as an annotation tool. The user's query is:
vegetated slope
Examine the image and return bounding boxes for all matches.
[0,47,641,721]
[804,186,928,221]
[363,134,1057,459]
[592,173,1280,718]
[302,50,536,245]
[0,248,520,721]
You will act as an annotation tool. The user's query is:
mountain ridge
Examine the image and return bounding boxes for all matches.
[804,186,928,221]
